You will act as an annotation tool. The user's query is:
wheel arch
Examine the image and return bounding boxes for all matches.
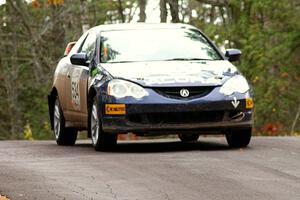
[48,87,58,130]
[87,86,97,137]
[87,86,97,109]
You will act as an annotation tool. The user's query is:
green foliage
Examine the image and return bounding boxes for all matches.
[0,0,137,139]
[189,0,300,134]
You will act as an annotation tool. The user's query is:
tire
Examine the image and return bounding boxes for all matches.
[178,133,200,142]
[226,128,252,148]
[89,97,117,151]
[53,97,78,146]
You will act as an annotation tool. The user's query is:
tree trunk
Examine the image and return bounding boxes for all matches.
[117,0,125,23]
[160,0,167,22]
[209,5,215,23]
[80,0,89,33]
[138,0,147,22]
[168,0,180,23]
[291,98,300,134]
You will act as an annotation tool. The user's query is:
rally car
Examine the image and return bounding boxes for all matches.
[48,23,253,151]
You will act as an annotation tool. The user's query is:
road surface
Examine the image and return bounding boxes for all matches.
[0,137,300,200]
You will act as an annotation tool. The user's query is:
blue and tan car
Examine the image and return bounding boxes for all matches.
[48,23,254,151]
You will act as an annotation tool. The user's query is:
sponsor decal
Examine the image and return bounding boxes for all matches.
[91,68,99,77]
[231,97,240,109]
[105,104,126,115]
[142,74,224,85]
[101,61,237,86]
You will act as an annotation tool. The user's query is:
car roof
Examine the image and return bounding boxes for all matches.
[89,23,198,33]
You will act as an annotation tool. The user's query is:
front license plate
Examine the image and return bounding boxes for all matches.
[105,104,126,115]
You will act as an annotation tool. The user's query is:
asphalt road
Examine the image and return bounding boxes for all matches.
[1,137,300,200]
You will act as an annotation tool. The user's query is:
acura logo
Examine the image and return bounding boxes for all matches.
[180,89,189,97]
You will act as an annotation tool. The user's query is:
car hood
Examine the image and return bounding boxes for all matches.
[100,60,238,87]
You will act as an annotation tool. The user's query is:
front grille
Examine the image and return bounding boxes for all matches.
[154,86,215,99]
[128,111,224,125]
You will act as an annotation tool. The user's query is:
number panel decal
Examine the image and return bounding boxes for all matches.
[71,68,83,110]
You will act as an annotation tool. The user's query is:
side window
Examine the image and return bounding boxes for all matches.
[80,32,97,61]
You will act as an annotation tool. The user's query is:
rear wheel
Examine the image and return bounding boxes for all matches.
[178,133,200,142]
[89,98,117,151]
[226,128,252,148]
[53,97,77,145]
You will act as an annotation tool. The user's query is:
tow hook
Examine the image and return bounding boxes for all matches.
[230,112,245,122]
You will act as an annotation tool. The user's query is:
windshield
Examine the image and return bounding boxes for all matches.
[100,28,222,63]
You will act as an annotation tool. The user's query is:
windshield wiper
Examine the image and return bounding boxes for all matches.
[164,58,213,61]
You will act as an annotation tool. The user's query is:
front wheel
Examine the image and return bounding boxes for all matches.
[89,98,117,151]
[53,97,77,145]
[225,128,252,148]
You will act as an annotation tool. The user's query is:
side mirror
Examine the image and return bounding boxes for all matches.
[64,41,76,56]
[70,53,89,66]
[225,49,242,62]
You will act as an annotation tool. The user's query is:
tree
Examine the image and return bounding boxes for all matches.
[138,0,146,22]
[168,0,179,23]
[159,0,167,22]
[159,0,179,23]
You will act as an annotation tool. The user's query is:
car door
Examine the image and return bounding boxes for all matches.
[65,32,97,127]
[59,32,87,119]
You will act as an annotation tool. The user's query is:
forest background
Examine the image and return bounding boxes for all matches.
[0,0,299,139]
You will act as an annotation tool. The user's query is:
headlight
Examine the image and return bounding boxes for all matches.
[108,79,149,99]
[219,75,249,96]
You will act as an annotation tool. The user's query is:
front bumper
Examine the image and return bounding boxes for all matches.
[99,87,253,134]
[102,114,252,134]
